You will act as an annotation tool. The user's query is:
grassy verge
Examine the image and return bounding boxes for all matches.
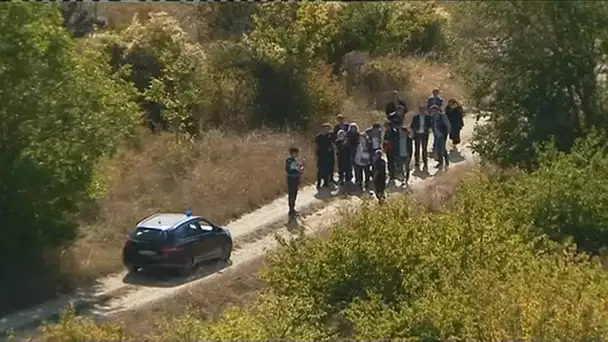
[2,57,467,318]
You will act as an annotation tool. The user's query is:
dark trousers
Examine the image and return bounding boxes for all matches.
[354,164,371,189]
[397,155,410,182]
[287,176,300,214]
[414,133,429,167]
[374,177,386,201]
[316,155,333,187]
[337,166,352,184]
[434,135,449,167]
[387,154,398,180]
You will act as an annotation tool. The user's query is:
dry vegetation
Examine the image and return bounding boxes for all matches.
[1,1,469,316]
[57,58,466,289]
[100,163,476,336]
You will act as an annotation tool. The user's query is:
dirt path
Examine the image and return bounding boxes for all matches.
[0,117,480,336]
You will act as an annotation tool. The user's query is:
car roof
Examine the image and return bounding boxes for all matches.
[136,213,201,231]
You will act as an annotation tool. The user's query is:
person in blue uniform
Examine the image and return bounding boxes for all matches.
[285,147,304,217]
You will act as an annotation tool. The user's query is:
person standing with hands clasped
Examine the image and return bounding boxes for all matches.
[285,147,304,218]
[430,105,451,170]
[445,99,465,151]
[411,104,432,171]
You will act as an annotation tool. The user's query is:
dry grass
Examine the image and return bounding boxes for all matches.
[102,162,476,336]
[2,55,466,317]
[62,57,466,284]
[405,58,468,108]
[61,130,315,285]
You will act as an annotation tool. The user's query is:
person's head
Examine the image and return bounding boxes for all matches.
[289,147,299,157]
[432,88,440,98]
[391,90,399,102]
[348,122,359,133]
[321,123,331,134]
[430,104,440,115]
[448,99,459,108]
[372,123,382,131]
[337,129,346,140]
[337,114,345,124]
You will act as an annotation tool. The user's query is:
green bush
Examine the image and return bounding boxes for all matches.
[452,1,608,168]
[489,135,608,253]
[40,170,608,340]
[0,3,139,311]
[84,12,213,134]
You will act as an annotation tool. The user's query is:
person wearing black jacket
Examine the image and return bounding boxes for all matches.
[410,105,433,170]
[335,129,352,185]
[388,105,406,127]
[372,149,387,203]
[315,123,335,188]
[385,90,408,118]
[445,99,465,151]
[285,147,303,217]
[333,114,349,140]
[382,121,400,182]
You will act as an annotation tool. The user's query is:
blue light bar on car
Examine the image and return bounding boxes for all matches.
[186,208,193,217]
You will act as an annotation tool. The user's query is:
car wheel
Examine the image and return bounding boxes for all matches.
[180,257,195,276]
[220,245,232,262]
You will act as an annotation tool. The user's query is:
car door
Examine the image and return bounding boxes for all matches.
[199,218,224,259]
[175,221,205,263]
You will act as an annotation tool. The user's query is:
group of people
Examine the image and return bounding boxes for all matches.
[285,88,465,217]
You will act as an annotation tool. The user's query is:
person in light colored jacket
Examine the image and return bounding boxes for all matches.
[353,134,372,191]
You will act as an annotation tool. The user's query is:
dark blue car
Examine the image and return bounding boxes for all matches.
[123,212,232,274]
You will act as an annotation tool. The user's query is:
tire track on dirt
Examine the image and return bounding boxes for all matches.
[1,117,481,337]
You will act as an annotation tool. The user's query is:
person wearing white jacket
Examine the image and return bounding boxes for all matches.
[353,134,372,191]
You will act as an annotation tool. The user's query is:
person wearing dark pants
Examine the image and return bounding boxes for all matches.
[445,99,465,151]
[411,105,432,170]
[382,121,400,182]
[285,147,303,217]
[353,135,372,191]
[385,90,408,117]
[427,89,444,161]
[372,149,387,203]
[315,123,335,188]
[335,130,352,185]
[430,105,451,170]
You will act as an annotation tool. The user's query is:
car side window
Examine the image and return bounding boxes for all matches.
[198,218,217,232]
[175,222,203,239]
[186,222,203,237]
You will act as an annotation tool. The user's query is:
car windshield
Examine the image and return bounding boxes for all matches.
[130,227,167,242]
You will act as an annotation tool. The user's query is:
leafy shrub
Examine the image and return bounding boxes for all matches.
[85,12,213,134]
[0,3,139,312]
[40,170,608,340]
[452,1,608,168]
[491,135,608,253]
